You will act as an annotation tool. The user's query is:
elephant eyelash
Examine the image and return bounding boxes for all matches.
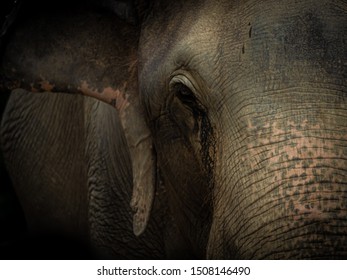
[171,82,206,116]
[169,72,207,114]
[173,83,197,106]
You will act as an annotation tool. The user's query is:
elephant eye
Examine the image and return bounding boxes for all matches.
[169,74,205,114]
[168,75,208,139]
[173,83,198,108]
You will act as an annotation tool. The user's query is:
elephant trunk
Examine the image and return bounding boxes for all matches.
[208,101,347,259]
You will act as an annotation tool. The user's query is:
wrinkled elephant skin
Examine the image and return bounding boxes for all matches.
[1,0,346,259]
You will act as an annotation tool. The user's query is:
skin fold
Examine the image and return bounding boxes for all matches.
[1,0,346,259]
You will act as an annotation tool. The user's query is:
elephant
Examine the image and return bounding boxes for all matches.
[0,0,346,259]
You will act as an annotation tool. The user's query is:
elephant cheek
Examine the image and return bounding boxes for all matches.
[209,119,347,259]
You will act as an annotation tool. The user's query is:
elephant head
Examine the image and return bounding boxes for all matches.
[137,0,347,259]
[1,0,347,259]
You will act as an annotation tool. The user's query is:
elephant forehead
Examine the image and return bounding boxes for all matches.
[186,0,343,65]
[176,3,223,51]
[139,0,345,106]
[139,3,214,74]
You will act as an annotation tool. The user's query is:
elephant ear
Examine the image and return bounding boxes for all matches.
[0,5,155,236]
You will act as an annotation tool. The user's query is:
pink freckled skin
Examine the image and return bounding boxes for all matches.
[39,80,55,92]
[291,203,329,221]
[78,81,130,112]
[243,118,347,221]
[211,114,347,258]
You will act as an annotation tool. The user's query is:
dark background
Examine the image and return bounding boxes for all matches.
[0,1,26,257]
[0,92,27,258]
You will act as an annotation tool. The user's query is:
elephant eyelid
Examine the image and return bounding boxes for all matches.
[169,74,205,111]
[169,74,197,94]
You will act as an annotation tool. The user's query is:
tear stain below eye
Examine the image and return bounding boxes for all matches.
[78,80,130,112]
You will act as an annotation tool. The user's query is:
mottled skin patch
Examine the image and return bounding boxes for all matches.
[5,77,131,111]
[78,80,130,112]
[38,80,55,92]
[210,95,347,257]
[246,119,347,221]
[210,109,347,258]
